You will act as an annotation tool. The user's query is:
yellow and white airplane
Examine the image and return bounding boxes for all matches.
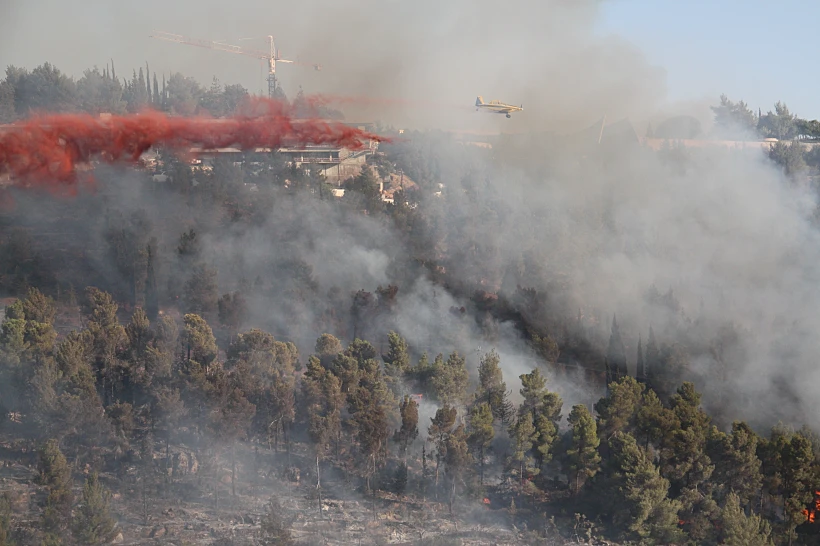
[475,96,523,118]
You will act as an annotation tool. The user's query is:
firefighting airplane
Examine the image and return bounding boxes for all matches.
[475,96,523,118]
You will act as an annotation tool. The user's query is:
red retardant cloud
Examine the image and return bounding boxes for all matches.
[0,97,388,193]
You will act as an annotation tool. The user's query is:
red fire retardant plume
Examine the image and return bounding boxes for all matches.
[0,97,388,192]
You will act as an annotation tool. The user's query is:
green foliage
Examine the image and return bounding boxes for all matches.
[595,376,644,443]
[72,472,118,546]
[467,402,494,484]
[431,352,469,406]
[597,432,685,544]
[564,404,601,495]
[509,411,538,485]
[395,395,420,457]
[720,492,774,546]
[758,102,797,140]
[37,440,73,539]
[711,94,758,138]
[768,140,806,178]
[384,332,411,374]
[383,331,411,395]
[182,313,218,366]
[709,421,762,507]
[22,288,56,325]
[476,349,512,423]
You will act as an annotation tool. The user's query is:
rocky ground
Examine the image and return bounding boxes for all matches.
[0,429,621,545]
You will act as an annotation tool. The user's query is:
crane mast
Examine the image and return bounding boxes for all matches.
[150,31,320,99]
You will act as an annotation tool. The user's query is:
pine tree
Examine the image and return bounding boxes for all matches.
[383,331,410,395]
[510,411,538,487]
[37,440,73,542]
[394,395,419,458]
[594,375,644,444]
[564,404,601,495]
[431,352,468,407]
[600,432,684,544]
[145,63,151,103]
[645,326,660,387]
[710,421,762,507]
[72,472,117,545]
[467,402,494,485]
[720,492,774,546]
[519,368,547,420]
[533,390,562,470]
[161,73,167,110]
[429,404,457,490]
[444,424,471,514]
[636,334,645,381]
[477,349,510,423]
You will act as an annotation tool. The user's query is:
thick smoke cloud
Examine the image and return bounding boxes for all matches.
[4,0,820,435]
[1,0,669,131]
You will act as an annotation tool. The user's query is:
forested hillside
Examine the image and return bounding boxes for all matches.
[2,62,820,545]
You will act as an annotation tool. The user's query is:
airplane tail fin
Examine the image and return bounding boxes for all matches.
[476,96,484,106]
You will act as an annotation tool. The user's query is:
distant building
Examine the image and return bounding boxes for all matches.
[186,141,376,186]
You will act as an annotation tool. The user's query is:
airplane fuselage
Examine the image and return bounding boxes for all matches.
[475,96,522,118]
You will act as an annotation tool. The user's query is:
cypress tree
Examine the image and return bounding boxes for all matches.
[636,334,645,382]
[606,315,627,380]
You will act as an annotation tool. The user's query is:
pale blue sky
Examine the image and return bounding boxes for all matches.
[595,0,818,119]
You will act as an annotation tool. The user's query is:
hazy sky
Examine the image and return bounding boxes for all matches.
[595,0,819,118]
[1,0,818,124]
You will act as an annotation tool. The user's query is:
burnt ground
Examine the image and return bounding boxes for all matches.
[0,426,620,545]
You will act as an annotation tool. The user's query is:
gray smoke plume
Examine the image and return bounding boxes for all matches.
[3,0,820,435]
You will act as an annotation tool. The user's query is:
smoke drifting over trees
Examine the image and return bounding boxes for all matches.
[4,0,820,544]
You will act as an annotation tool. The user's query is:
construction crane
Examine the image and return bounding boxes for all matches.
[149,30,321,99]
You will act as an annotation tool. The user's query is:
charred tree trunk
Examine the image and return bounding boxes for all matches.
[142,476,148,525]
[165,435,171,494]
[479,445,485,486]
[449,478,456,515]
[434,454,441,493]
[231,444,236,497]
[573,470,580,496]
[285,422,291,465]
[316,453,322,518]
